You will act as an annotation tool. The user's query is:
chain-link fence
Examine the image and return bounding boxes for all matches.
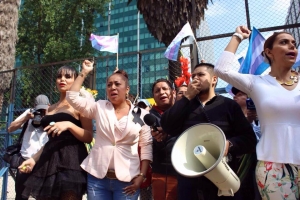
[1,0,300,199]
[0,60,95,199]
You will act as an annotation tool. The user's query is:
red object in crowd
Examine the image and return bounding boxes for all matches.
[175,56,191,87]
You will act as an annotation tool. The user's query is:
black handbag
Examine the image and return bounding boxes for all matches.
[3,120,29,169]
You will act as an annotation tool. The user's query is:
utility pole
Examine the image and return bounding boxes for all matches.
[105,2,111,99]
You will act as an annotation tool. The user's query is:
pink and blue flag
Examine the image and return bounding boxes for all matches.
[239,27,269,75]
[90,34,118,53]
[164,22,195,61]
[226,27,269,94]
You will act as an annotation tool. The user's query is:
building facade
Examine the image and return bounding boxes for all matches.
[285,0,300,48]
[94,0,169,99]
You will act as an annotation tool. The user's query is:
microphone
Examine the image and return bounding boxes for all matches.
[143,114,158,131]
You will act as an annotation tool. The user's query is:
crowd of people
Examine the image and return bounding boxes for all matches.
[7,25,299,200]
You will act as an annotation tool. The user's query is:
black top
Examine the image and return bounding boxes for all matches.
[22,112,87,198]
[161,95,256,171]
[150,107,177,176]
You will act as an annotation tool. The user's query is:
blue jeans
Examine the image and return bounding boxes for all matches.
[87,173,140,200]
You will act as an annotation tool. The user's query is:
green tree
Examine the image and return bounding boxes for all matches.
[15,0,109,109]
[17,0,110,65]
[0,0,20,114]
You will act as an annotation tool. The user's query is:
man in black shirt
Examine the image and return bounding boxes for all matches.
[161,63,256,200]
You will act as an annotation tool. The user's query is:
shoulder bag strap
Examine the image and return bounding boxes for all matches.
[16,120,29,144]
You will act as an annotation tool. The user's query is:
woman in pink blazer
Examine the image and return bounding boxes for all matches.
[66,60,153,200]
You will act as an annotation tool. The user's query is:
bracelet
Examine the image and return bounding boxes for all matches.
[233,33,243,41]
[79,72,87,78]
[137,173,146,179]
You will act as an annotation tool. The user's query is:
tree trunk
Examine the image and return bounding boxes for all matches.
[0,0,20,113]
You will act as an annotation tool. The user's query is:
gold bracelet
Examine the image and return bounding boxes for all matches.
[137,172,146,178]
[79,72,87,78]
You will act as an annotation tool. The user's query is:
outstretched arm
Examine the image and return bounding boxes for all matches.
[214,26,255,95]
[70,60,94,92]
[67,60,98,119]
[8,109,33,133]
[225,26,251,53]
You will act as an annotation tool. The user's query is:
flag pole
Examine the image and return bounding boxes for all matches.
[116,33,119,71]
[191,35,204,61]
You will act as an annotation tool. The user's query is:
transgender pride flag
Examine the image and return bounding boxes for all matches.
[164,22,195,61]
[226,27,269,94]
[239,27,269,75]
[90,34,118,53]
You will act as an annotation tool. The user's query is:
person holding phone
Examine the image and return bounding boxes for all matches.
[8,95,50,200]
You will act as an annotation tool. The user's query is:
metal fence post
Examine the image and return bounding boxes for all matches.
[1,69,17,200]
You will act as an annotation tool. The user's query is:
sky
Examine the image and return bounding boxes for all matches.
[205,0,290,61]
[200,0,291,91]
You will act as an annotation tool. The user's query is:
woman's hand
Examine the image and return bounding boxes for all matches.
[123,175,143,196]
[18,158,36,173]
[44,121,70,137]
[81,60,94,75]
[235,26,251,40]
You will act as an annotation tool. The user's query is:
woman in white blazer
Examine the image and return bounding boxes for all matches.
[66,60,153,200]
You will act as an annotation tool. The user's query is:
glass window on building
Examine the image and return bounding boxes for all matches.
[144,66,150,72]
[132,78,137,85]
[127,68,133,73]
[150,66,155,72]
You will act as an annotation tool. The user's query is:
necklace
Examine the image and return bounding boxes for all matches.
[272,70,299,86]
[115,106,128,113]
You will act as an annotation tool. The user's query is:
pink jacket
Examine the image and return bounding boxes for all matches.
[66,91,153,182]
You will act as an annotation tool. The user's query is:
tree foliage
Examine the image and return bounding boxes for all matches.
[17,0,110,65]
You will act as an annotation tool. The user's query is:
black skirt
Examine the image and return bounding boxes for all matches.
[22,113,88,199]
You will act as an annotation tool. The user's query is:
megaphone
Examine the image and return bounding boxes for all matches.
[171,123,240,196]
